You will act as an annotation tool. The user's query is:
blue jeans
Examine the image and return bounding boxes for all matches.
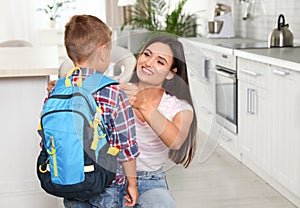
[124,169,176,208]
[63,184,124,208]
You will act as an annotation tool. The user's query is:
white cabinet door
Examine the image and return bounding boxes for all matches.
[238,58,272,174]
[180,39,215,136]
[238,80,272,173]
[270,65,300,197]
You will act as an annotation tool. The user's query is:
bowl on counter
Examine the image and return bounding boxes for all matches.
[208,21,223,34]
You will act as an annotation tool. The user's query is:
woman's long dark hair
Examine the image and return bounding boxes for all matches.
[129,35,198,168]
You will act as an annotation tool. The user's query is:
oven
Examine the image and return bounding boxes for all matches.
[215,65,237,134]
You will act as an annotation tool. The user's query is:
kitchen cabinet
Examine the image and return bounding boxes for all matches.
[237,57,272,174]
[216,124,239,160]
[269,65,300,198]
[179,38,215,136]
[180,38,241,161]
[238,56,300,206]
[0,47,59,207]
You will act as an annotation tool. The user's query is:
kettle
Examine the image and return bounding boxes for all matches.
[268,14,294,47]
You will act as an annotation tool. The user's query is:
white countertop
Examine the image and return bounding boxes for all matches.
[234,47,300,72]
[180,37,264,55]
[0,46,59,78]
[182,37,300,72]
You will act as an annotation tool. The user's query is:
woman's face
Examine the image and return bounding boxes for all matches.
[136,42,174,87]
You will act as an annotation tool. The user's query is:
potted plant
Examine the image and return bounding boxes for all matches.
[121,0,200,37]
[37,0,76,28]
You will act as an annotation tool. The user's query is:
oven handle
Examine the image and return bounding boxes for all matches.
[214,70,236,79]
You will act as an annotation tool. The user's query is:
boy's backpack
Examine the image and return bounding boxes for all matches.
[37,67,119,200]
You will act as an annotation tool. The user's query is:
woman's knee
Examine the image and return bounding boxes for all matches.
[136,188,176,208]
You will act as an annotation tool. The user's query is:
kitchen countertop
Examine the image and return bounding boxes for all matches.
[182,37,300,72]
[180,37,265,54]
[0,46,58,78]
[234,47,300,72]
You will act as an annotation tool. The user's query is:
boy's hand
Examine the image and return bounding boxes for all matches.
[124,182,138,207]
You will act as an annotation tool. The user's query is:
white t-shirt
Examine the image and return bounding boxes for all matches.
[135,92,193,172]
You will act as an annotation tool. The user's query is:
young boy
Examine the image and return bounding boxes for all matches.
[61,14,139,208]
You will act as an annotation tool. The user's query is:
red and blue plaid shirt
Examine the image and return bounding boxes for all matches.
[72,68,139,185]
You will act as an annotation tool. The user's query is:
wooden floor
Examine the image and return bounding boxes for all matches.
[167,138,297,208]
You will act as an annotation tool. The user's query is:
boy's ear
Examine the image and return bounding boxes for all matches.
[98,45,106,62]
[166,68,177,80]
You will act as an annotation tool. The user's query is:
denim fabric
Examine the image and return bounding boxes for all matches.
[63,184,124,208]
[135,188,176,208]
[124,169,176,208]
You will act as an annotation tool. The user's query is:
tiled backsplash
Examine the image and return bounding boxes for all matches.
[203,0,299,42]
[233,0,300,42]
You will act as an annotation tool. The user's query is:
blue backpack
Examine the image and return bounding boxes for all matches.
[37,67,119,200]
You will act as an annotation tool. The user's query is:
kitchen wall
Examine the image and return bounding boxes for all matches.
[234,0,300,42]
[0,0,106,45]
[203,0,300,42]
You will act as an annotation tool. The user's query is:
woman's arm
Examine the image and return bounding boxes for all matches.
[138,104,193,149]
[130,88,193,150]
[119,83,193,149]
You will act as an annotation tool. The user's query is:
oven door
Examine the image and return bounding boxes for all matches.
[215,65,237,134]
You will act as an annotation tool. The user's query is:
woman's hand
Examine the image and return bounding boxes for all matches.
[130,87,162,110]
[119,82,138,101]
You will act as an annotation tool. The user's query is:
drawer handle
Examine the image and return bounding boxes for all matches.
[200,106,212,115]
[240,69,260,77]
[222,135,232,142]
[218,130,232,142]
[273,69,289,76]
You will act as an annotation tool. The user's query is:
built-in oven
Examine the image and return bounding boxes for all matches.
[215,65,237,134]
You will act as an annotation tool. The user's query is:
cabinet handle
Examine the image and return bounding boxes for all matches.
[241,69,260,77]
[200,106,212,115]
[247,88,256,115]
[204,58,210,80]
[218,130,232,142]
[222,134,232,142]
[247,88,251,114]
[250,89,256,115]
[273,69,289,76]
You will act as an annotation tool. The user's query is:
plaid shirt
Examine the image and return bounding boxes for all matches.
[72,68,139,185]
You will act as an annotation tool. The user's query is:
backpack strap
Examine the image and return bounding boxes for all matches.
[53,67,82,89]
[82,73,119,94]
[83,74,119,153]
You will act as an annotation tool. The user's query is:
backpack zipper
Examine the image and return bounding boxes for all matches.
[49,92,94,115]
[46,136,58,177]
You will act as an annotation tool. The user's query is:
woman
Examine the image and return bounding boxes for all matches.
[120,35,198,207]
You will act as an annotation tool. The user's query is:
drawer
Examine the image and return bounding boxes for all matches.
[237,57,271,89]
[217,125,240,160]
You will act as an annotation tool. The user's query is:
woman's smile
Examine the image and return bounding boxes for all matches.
[141,66,154,76]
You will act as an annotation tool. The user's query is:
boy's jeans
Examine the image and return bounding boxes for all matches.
[63,183,124,208]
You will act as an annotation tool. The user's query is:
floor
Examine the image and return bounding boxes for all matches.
[166,133,297,208]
